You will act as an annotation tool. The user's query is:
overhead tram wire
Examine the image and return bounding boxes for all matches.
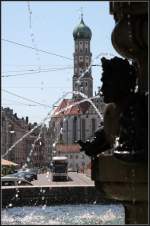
[2,98,46,106]
[2,66,73,77]
[3,86,70,89]
[2,103,37,106]
[2,89,52,108]
[2,39,73,61]
[2,65,73,73]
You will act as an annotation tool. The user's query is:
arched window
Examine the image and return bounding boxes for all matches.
[81,119,85,142]
[91,118,96,136]
[75,43,78,51]
[66,120,68,144]
[73,116,77,142]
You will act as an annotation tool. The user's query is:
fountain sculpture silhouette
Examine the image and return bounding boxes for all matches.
[78,2,148,224]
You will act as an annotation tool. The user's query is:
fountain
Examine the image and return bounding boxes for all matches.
[2,91,125,225]
[78,2,148,224]
[2,89,124,224]
[2,3,148,223]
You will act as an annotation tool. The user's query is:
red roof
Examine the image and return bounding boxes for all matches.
[56,144,81,153]
[53,98,90,116]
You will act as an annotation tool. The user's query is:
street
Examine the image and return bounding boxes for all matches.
[32,172,94,186]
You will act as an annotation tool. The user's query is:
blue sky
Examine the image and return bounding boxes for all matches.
[2,1,120,124]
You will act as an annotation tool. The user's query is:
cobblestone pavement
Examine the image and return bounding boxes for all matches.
[32,172,94,186]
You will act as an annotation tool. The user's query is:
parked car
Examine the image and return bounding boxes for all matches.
[2,176,33,186]
[5,172,35,182]
[18,168,38,180]
[24,168,38,180]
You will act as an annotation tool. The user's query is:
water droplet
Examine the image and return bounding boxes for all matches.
[42,204,46,210]
[27,157,30,162]
[42,196,45,200]
[52,143,56,148]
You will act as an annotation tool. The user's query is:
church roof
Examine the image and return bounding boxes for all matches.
[73,17,92,40]
[53,98,90,116]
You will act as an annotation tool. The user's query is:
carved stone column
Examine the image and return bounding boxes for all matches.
[110,2,148,93]
[91,2,148,224]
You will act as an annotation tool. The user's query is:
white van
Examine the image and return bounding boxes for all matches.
[51,156,68,181]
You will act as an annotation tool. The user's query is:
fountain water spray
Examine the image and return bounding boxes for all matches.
[75,52,116,85]
[2,90,103,161]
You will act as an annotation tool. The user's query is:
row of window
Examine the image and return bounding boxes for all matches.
[75,48,89,53]
[69,162,85,169]
[74,81,88,88]
[74,65,90,72]
[74,56,90,60]
[75,41,89,47]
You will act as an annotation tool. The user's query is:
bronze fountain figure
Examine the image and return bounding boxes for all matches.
[78,2,148,224]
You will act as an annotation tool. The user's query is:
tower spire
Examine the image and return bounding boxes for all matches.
[80,7,84,22]
[73,14,93,98]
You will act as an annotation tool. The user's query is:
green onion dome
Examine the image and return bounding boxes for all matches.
[73,17,92,40]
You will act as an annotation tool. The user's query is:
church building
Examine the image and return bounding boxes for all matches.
[49,15,104,172]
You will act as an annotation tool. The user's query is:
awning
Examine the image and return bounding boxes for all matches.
[1,159,18,166]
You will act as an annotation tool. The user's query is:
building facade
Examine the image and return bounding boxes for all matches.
[1,107,49,169]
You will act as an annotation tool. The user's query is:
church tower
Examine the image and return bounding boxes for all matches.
[72,14,93,99]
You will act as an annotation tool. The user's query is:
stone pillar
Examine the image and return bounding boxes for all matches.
[109,2,148,224]
[110,2,148,93]
[124,201,148,224]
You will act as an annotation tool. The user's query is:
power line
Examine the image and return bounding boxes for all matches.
[1,67,73,78]
[2,104,48,107]
[2,103,38,106]
[3,86,70,89]
[2,66,73,77]
[2,89,52,108]
[2,98,37,106]
[2,65,73,73]
[3,64,72,67]
[2,38,73,61]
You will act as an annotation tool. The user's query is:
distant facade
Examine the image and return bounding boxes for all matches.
[54,144,90,172]
[1,107,49,168]
[49,16,105,173]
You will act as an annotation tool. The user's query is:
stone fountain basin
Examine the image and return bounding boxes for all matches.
[91,153,148,202]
